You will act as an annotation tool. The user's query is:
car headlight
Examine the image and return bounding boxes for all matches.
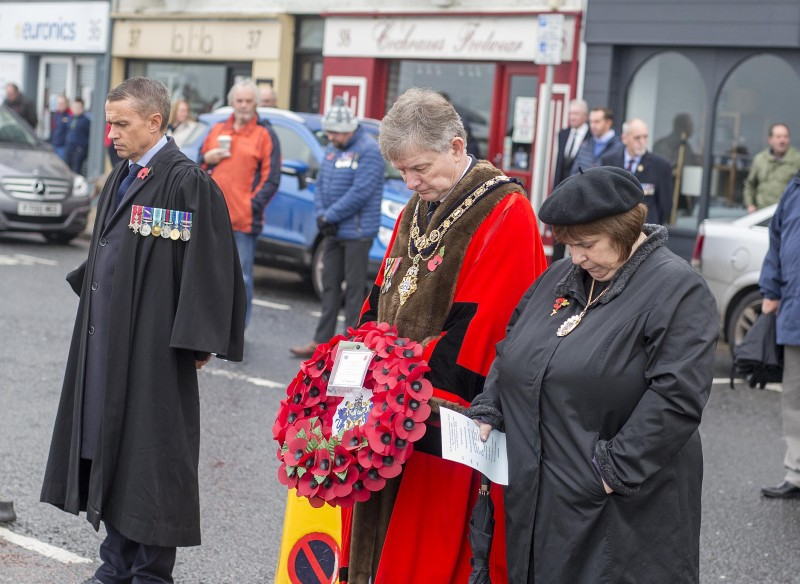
[378,226,393,247]
[381,199,404,221]
[72,174,91,198]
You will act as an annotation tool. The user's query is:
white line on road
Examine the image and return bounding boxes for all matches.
[252,299,291,310]
[0,526,92,564]
[202,366,286,389]
[0,253,58,266]
[309,311,344,321]
[713,377,782,391]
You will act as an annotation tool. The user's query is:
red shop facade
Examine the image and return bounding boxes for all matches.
[320,12,582,196]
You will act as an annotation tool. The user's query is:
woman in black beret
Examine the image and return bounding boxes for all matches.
[468,166,718,583]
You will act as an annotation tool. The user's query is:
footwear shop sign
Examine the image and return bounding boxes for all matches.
[323,15,575,62]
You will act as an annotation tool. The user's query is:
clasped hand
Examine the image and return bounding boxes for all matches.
[317,216,338,237]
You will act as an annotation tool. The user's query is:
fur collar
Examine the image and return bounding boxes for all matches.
[554,224,668,303]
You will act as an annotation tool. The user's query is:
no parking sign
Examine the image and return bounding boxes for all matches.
[287,533,340,584]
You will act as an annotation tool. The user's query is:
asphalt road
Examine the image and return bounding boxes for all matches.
[1,233,799,583]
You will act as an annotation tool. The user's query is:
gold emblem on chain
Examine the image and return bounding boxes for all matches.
[398,176,508,306]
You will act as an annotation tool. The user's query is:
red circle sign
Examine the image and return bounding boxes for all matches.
[287,532,340,584]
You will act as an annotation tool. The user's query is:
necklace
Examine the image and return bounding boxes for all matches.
[397,175,509,306]
[556,278,609,337]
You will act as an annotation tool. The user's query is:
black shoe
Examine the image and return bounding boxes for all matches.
[761,481,800,499]
[0,500,15,523]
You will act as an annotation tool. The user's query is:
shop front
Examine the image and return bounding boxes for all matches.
[582,0,800,258]
[0,1,110,178]
[320,13,582,195]
[111,15,295,119]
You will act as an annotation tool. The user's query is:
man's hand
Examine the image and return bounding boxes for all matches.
[316,216,338,237]
[747,204,758,214]
[762,298,781,314]
[203,148,231,166]
[195,354,213,369]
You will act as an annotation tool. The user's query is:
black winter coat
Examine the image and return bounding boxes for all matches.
[41,139,246,547]
[473,226,718,583]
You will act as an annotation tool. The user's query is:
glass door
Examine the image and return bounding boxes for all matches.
[490,65,538,191]
[38,57,70,139]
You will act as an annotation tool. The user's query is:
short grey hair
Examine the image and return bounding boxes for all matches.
[569,99,588,114]
[107,77,171,132]
[379,88,466,161]
[227,79,259,106]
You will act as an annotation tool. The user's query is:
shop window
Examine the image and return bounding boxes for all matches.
[385,61,495,159]
[626,51,706,228]
[127,61,250,118]
[710,54,800,217]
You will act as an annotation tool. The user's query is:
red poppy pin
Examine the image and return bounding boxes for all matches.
[551,297,570,316]
[427,246,446,272]
[137,167,151,180]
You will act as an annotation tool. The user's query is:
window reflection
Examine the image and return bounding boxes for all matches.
[710,54,800,218]
[626,51,706,228]
[385,61,495,159]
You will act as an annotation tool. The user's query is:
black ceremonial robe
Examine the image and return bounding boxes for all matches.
[41,138,246,547]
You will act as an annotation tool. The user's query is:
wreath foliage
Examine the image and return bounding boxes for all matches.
[273,322,433,508]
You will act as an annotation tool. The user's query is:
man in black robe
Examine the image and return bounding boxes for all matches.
[41,77,246,584]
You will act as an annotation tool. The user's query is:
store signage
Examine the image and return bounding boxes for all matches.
[113,20,281,61]
[324,16,575,62]
[535,14,565,65]
[324,76,367,119]
[0,2,109,53]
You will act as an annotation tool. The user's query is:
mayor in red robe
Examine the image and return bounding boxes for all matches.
[340,88,548,583]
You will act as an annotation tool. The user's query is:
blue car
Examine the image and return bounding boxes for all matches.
[182,107,411,297]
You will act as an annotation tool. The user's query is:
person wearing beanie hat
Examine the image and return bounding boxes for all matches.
[469,164,718,582]
[290,96,386,359]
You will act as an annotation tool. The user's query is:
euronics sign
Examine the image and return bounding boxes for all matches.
[0,2,109,53]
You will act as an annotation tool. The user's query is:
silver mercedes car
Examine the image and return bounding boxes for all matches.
[692,204,775,347]
[0,105,91,243]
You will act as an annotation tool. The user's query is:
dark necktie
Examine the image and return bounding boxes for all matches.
[426,201,440,224]
[565,129,576,158]
[627,159,637,174]
[117,163,143,207]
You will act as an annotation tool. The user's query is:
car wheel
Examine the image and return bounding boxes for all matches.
[311,243,324,300]
[726,289,762,348]
[43,232,79,244]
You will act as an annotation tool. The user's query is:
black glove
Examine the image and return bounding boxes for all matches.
[317,216,338,237]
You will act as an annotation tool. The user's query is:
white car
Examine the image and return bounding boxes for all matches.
[691,205,775,347]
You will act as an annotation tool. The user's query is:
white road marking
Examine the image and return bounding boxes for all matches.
[713,377,781,391]
[0,526,92,564]
[202,366,285,389]
[0,253,58,266]
[309,311,344,321]
[252,299,291,310]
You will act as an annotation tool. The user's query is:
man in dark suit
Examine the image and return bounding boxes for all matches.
[601,118,673,225]
[553,99,589,189]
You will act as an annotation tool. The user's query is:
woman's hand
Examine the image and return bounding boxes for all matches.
[602,480,614,494]
[473,419,494,442]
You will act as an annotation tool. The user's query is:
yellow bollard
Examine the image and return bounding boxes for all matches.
[275,492,342,584]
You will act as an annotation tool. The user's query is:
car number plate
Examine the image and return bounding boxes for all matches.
[17,202,62,217]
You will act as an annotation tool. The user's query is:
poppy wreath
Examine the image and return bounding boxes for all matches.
[272,321,433,508]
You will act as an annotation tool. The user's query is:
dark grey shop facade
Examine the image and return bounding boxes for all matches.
[582,0,800,258]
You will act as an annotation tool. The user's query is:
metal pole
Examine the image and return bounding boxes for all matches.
[533,64,554,214]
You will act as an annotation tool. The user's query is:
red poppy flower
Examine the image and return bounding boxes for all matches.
[358,446,376,469]
[137,167,150,180]
[310,448,332,476]
[277,463,298,488]
[404,371,433,402]
[373,362,400,386]
[341,427,365,451]
[297,471,321,498]
[377,454,403,479]
[307,495,326,509]
[404,397,432,423]
[398,359,429,377]
[427,255,443,272]
[394,415,427,442]
[366,423,397,455]
[363,468,387,491]
[283,436,310,467]
[350,479,372,502]
[332,465,359,498]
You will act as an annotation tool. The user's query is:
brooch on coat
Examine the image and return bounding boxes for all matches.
[550,297,570,316]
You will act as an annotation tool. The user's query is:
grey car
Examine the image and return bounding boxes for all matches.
[0,105,92,243]
[692,204,775,347]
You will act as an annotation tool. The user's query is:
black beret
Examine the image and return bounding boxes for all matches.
[539,166,644,225]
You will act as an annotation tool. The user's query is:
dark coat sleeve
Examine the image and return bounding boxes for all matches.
[170,167,246,361]
[593,266,718,493]
[253,120,282,219]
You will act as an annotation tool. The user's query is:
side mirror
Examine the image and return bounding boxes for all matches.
[281,160,310,190]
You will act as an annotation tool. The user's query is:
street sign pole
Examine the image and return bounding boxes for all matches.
[533,13,564,215]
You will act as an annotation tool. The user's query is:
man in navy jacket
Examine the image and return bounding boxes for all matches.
[65,98,91,175]
[290,97,384,358]
[760,173,800,499]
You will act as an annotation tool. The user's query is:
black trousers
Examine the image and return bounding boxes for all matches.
[80,460,176,584]
[313,237,372,343]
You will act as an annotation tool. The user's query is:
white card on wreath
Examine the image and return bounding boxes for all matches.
[439,406,509,485]
[328,341,374,396]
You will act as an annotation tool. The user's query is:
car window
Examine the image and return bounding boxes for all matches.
[362,130,403,181]
[272,125,320,180]
[0,107,38,146]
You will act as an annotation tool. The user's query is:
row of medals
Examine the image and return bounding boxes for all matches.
[128,206,191,241]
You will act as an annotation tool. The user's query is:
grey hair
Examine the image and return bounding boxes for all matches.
[569,99,588,114]
[107,77,171,132]
[379,88,466,161]
[227,79,259,106]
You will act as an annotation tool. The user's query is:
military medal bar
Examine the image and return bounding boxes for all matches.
[128,205,192,242]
